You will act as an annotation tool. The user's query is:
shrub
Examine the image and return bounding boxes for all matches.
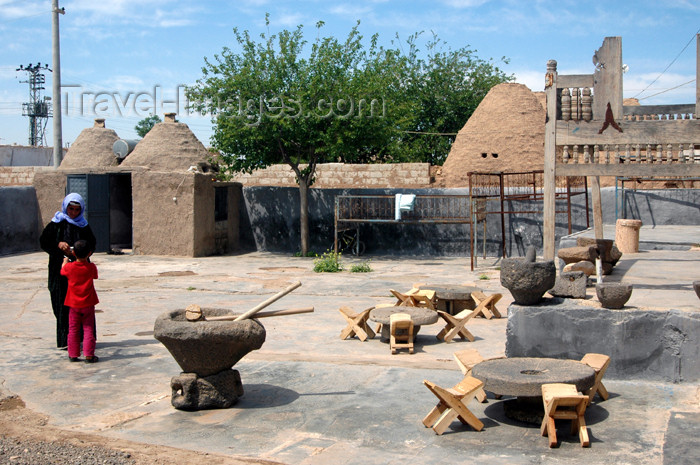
[313,251,343,272]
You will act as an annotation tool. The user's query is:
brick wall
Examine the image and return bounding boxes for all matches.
[231,163,432,188]
[0,167,54,186]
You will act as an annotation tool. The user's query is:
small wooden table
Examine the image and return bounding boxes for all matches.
[416,284,481,315]
[471,357,595,424]
[369,306,439,342]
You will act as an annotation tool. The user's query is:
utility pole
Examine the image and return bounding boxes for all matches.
[52,0,65,167]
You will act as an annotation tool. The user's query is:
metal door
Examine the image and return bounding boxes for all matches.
[66,174,110,252]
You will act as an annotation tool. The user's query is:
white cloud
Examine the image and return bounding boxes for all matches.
[439,0,491,7]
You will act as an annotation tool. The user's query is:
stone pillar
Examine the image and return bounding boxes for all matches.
[615,219,642,253]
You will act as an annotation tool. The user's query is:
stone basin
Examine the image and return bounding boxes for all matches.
[596,283,633,309]
[154,308,266,377]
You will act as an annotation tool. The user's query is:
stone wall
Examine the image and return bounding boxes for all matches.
[0,167,54,186]
[231,163,432,188]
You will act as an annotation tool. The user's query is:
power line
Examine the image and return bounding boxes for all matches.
[632,28,700,99]
[637,78,696,101]
[403,130,457,136]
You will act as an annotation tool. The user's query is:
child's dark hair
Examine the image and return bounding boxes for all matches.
[73,240,91,259]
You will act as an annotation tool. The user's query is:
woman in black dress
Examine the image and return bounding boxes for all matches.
[40,193,96,349]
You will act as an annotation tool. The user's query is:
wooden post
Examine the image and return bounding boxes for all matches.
[593,37,623,121]
[589,176,604,239]
[543,60,558,260]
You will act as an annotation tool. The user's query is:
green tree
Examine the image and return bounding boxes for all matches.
[186,17,402,255]
[186,17,512,254]
[396,33,513,165]
[134,114,162,138]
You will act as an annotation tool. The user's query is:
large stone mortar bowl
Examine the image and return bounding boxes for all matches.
[500,258,556,305]
[693,280,700,300]
[154,308,266,377]
[596,283,633,309]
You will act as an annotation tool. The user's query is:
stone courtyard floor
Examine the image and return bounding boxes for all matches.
[0,246,699,464]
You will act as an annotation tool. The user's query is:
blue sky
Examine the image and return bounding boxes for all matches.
[1,0,698,148]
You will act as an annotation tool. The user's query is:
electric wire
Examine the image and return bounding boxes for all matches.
[632,28,700,99]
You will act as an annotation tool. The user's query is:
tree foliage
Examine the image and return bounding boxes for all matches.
[186,16,512,253]
[395,32,513,165]
[134,114,162,138]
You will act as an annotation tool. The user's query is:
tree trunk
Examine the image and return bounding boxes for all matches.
[298,181,310,255]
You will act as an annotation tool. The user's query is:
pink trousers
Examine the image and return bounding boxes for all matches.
[67,306,96,359]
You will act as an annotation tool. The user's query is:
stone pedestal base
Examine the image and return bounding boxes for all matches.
[503,397,544,424]
[615,219,642,253]
[171,369,244,411]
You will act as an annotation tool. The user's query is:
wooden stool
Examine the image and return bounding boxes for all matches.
[581,353,611,402]
[390,313,414,354]
[338,306,375,342]
[541,383,590,448]
[423,376,485,434]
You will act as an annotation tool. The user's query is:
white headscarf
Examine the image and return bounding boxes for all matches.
[51,193,88,228]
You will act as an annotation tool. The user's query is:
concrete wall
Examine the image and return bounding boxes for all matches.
[602,187,700,226]
[0,186,41,255]
[506,300,700,382]
[239,187,592,256]
[0,145,53,166]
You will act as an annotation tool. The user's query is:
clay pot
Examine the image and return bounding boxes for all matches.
[500,258,556,305]
[595,283,633,309]
[154,308,266,377]
[693,280,700,300]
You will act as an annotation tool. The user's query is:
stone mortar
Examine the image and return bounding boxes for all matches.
[500,258,556,305]
[154,308,266,377]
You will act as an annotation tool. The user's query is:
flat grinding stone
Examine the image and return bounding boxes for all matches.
[471,357,595,397]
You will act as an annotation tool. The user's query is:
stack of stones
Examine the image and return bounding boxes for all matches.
[550,238,622,299]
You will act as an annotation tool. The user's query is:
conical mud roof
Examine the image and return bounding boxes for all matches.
[120,113,210,171]
[59,119,119,169]
[441,83,545,187]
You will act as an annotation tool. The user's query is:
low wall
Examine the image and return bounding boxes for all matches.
[232,163,432,188]
[0,186,41,255]
[506,300,700,382]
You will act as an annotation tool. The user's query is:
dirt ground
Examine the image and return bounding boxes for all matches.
[0,395,279,465]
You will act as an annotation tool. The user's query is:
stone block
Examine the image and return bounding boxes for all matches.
[576,237,614,263]
[558,246,596,264]
[549,271,587,298]
[506,301,700,382]
[563,260,596,276]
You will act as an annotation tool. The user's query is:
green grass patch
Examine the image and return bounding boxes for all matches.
[350,261,372,273]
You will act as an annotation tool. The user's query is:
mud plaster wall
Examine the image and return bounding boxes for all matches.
[33,171,68,232]
[132,172,241,257]
[132,171,197,256]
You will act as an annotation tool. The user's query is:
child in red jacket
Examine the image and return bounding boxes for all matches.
[60,239,99,363]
